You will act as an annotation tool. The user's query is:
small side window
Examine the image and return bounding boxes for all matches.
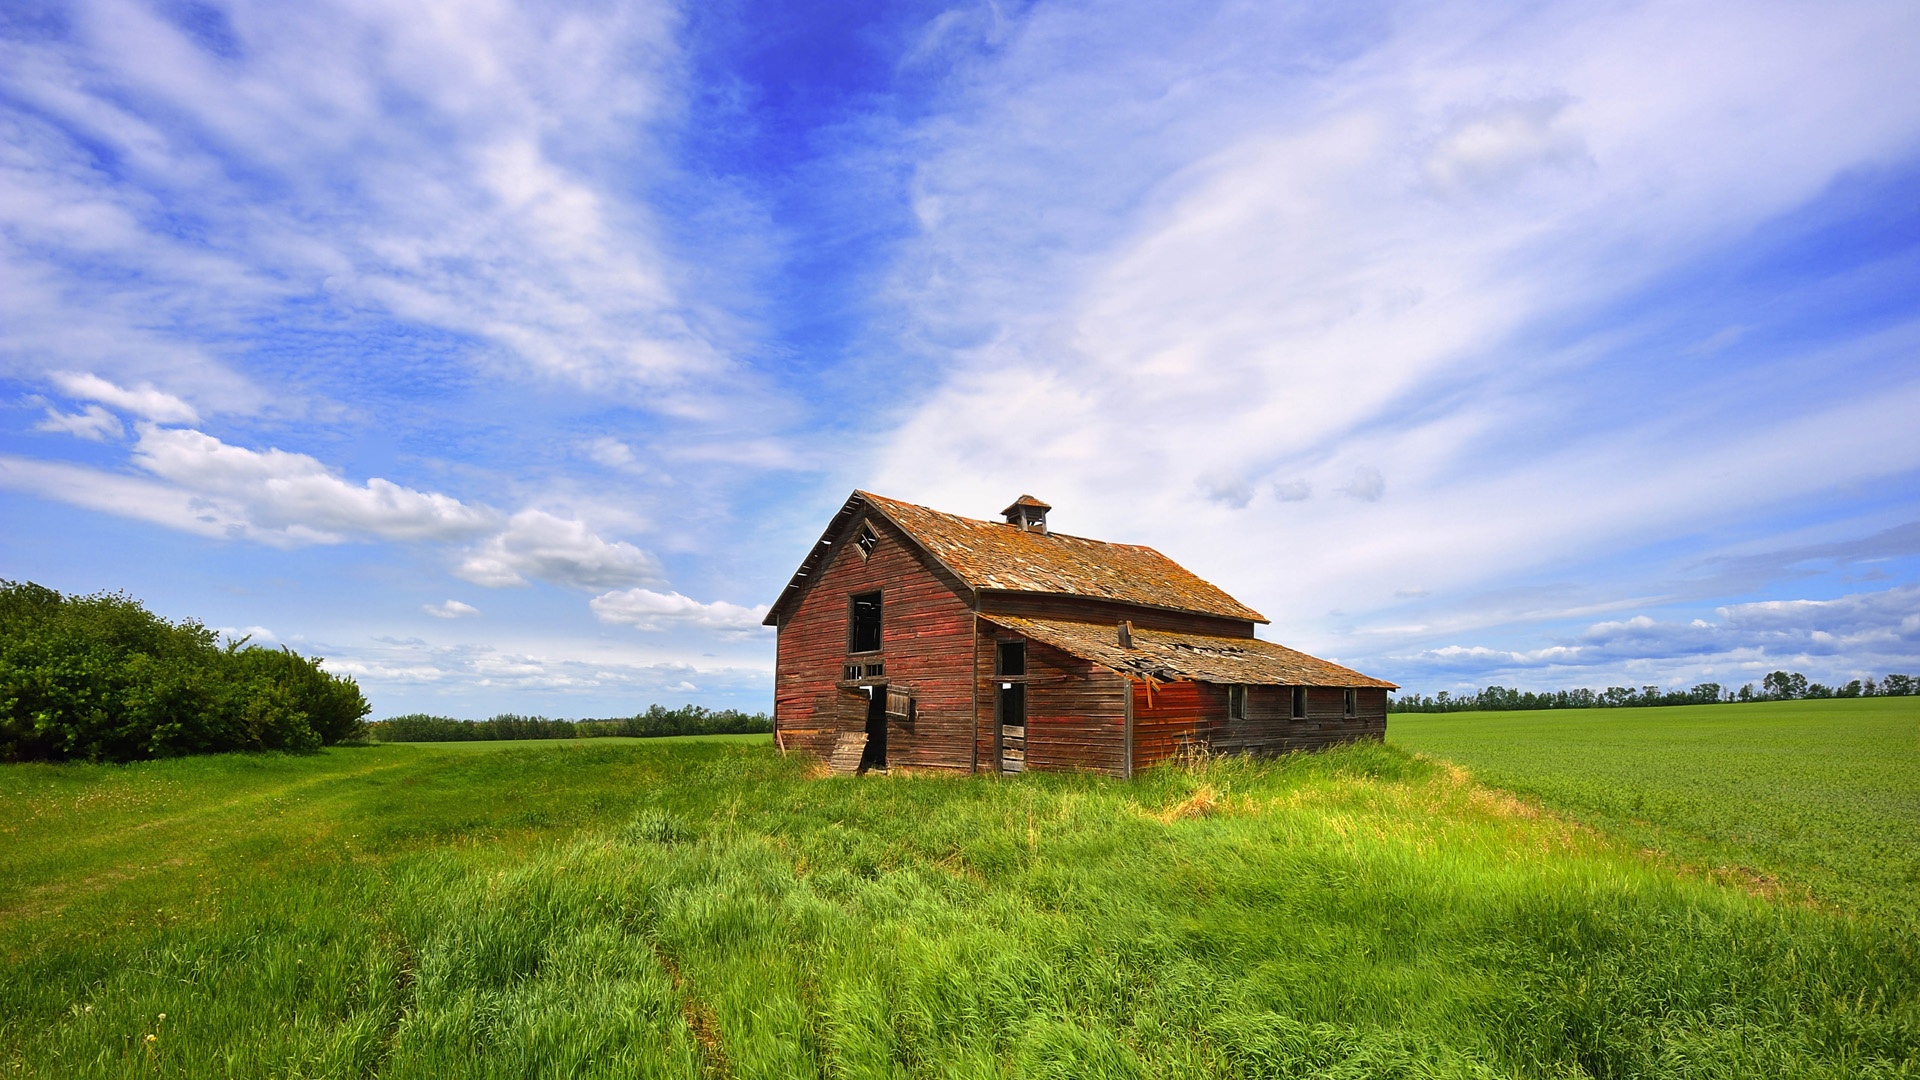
[1291,686,1307,720]
[1343,689,1357,717]
[1227,684,1247,720]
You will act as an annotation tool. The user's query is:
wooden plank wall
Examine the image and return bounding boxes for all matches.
[973,631,1128,776]
[1131,683,1389,770]
[1130,679,1224,771]
[773,513,977,771]
[1026,642,1128,775]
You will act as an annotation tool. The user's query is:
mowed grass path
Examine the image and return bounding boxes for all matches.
[2,735,1916,1078]
[1389,699,1920,925]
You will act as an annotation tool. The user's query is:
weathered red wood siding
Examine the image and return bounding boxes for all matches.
[1130,682,1389,770]
[972,630,1128,776]
[1130,680,1224,771]
[772,513,977,771]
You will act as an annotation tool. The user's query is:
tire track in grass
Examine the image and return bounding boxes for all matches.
[650,941,730,1079]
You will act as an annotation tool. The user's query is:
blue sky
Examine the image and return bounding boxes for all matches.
[3,0,1918,718]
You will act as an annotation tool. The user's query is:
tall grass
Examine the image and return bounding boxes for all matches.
[2,738,1915,1077]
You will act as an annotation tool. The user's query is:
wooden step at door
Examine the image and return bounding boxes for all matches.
[828,731,869,776]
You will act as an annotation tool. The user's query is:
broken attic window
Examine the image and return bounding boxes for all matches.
[856,523,878,559]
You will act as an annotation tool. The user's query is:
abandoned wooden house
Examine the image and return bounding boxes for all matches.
[765,491,1398,776]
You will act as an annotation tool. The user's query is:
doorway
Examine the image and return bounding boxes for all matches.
[861,686,888,771]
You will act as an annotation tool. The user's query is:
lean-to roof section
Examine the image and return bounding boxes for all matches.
[983,615,1398,689]
[858,491,1267,623]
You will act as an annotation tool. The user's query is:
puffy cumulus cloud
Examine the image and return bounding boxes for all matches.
[423,600,481,619]
[456,510,664,590]
[33,404,124,441]
[131,427,495,544]
[49,373,200,424]
[314,635,773,715]
[589,588,770,635]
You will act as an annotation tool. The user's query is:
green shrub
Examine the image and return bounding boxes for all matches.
[0,580,369,762]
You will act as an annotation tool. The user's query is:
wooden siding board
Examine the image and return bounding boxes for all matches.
[1128,681,1388,769]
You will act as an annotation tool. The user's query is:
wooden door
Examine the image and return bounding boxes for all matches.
[998,682,1026,773]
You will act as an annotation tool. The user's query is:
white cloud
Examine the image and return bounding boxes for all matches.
[1422,96,1588,198]
[1339,466,1386,502]
[457,509,664,590]
[1390,584,1920,689]
[0,0,757,414]
[584,437,638,469]
[50,372,200,423]
[589,588,770,634]
[1273,480,1312,502]
[861,0,1920,674]
[33,404,124,441]
[131,426,495,543]
[423,600,480,619]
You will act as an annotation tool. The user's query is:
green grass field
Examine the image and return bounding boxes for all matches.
[1389,698,1920,925]
[2,713,1916,1077]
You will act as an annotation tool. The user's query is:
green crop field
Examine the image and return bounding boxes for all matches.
[1389,698,1920,926]
[3,727,1917,1077]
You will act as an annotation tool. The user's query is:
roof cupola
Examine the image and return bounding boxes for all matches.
[1001,494,1051,534]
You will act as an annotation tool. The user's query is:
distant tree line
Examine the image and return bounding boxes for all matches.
[365,703,772,742]
[1390,671,1919,713]
[0,580,369,762]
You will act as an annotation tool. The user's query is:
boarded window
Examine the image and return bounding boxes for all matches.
[1343,689,1357,717]
[996,640,1026,677]
[1291,686,1307,720]
[848,592,882,653]
[1227,684,1248,720]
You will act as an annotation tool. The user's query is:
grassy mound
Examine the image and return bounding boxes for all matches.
[1,735,1915,1077]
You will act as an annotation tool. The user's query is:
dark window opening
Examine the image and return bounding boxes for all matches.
[856,522,878,559]
[1343,689,1357,717]
[1228,684,1248,720]
[844,664,858,681]
[1291,686,1308,720]
[999,683,1026,726]
[996,640,1026,677]
[865,662,885,678]
[849,591,882,653]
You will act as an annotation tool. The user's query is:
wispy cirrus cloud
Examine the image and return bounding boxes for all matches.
[861,0,1920,684]
[0,0,747,410]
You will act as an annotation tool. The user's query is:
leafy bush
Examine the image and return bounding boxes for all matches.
[0,580,369,762]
